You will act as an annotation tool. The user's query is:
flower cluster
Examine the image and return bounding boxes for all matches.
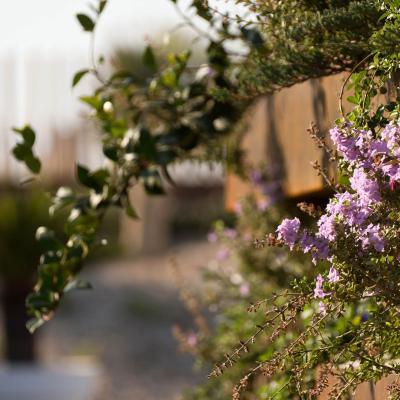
[275,122,400,311]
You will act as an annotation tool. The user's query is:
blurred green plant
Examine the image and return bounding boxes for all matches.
[0,189,62,283]
[173,168,318,399]
[0,188,65,361]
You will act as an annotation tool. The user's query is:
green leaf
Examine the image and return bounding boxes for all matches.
[161,68,177,88]
[35,227,62,250]
[25,154,41,174]
[192,0,212,21]
[13,125,36,147]
[26,316,46,334]
[76,13,95,32]
[347,95,359,105]
[142,45,157,72]
[77,164,93,187]
[76,165,109,192]
[240,27,264,49]
[140,169,165,195]
[64,279,92,292]
[121,194,139,219]
[98,0,108,14]
[103,144,119,161]
[12,143,30,161]
[80,95,102,110]
[12,126,42,173]
[138,128,158,161]
[72,69,89,88]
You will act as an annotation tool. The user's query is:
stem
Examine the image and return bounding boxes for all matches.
[339,53,374,118]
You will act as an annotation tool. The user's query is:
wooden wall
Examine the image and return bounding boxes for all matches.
[225,73,347,209]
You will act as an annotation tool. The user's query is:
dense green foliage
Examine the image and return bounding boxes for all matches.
[233,0,383,96]
[175,174,313,399]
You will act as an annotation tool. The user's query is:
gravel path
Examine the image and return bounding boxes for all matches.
[39,240,217,400]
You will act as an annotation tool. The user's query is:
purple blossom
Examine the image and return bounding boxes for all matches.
[318,301,327,316]
[207,231,218,243]
[239,282,250,297]
[233,201,242,215]
[311,237,330,264]
[314,274,330,299]
[369,139,389,157]
[317,214,336,241]
[355,129,373,153]
[381,123,400,150]
[299,232,330,264]
[360,224,385,252]
[328,192,369,227]
[249,169,263,185]
[361,312,369,322]
[260,180,282,199]
[381,163,400,183]
[330,127,359,162]
[224,228,237,240]
[257,198,270,211]
[276,218,301,249]
[186,332,198,348]
[350,168,381,205]
[216,247,230,261]
[299,232,314,253]
[328,266,340,283]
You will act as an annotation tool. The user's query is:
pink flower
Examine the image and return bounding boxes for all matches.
[257,198,270,211]
[314,274,330,299]
[276,218,300,249]
[328,267,340,283]
[216,247,230,261]
[224,228,237,239]
[207,231,218,243]
[350,168,381,205]
[233,201,242,215]
[239,282,250,297]
[186,333,198,348]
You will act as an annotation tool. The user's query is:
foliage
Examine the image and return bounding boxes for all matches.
[18,0,250,332]
[204,2,400,398]
[231,0,384,97]
[174,168,313,399]
[9,1,400,397]
[12,125,41,174]
[0,189,63,283]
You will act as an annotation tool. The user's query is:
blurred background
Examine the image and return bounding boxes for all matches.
[0,1,226,399]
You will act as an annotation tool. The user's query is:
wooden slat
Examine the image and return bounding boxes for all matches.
[225,74,350,210]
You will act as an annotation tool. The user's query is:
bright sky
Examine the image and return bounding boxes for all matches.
[0,0,183,53]
[0,0,243,178]
[0,1,185,175]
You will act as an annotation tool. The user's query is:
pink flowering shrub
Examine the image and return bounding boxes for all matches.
[277,122,400,313]
[175,167,317,399]
[210,119,400,398]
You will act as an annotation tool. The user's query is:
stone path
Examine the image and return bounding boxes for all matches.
[39,240,217,400]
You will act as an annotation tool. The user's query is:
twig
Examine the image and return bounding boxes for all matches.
[339,53,374,118]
